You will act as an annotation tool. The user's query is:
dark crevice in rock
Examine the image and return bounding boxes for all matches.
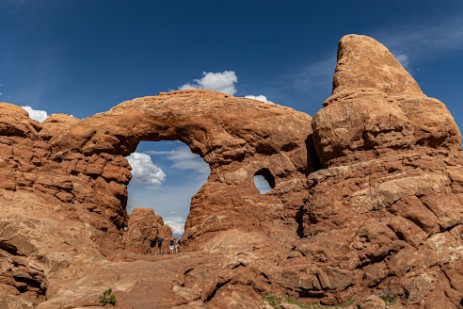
[387,225,406,242]
[416,135,449,149]
[424,223,460,242]
[296,206,306,238]
[260,272,269,281]
[356,248,399,270]
[205,279,232,302]
[13,275,45,294]
[281,142,299,152]
[0,241,19,256]
[16,285,29,293]
[255,143,279,155]
[297,289,325,298]
[315,274,324,291]
[400,214,434,235]
[306,135,323,173]
[438,223,460,234]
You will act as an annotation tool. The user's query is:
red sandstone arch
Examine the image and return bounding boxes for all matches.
[45,90,313,246]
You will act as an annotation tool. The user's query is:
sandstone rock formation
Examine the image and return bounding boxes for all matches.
[124,208,173,254]
[0,34,462,308]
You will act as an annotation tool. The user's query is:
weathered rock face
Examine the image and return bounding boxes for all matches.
[315,34,461,167]
[0,89,313,308]
[0,34,462,308]
[124,208,172,254]
[332,35,423,96]
[295,35,463,308]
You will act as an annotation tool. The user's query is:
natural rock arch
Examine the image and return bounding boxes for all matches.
[45,90,314,247]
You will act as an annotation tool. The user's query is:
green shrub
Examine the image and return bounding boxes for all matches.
[379,293,397,305]
[99,288,116,306]
[285,296,313,308]
[263,294,283,308]
[263,294,358,309]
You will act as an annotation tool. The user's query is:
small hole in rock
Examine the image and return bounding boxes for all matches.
[253,168,275,194]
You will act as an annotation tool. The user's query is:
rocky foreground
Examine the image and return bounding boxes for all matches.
[1,35,462,308]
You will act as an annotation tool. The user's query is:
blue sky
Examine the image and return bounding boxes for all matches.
[2,1,463,234]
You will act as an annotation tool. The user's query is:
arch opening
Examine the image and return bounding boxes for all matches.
[125,140,210,237]
[253,168,275,194]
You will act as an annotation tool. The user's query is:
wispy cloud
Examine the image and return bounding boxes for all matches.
[147,146,210,177]
[394,52,410,69]
[376,16,463,67]
[126,152,166,186]
[179,71,238,95]
[249,16,463,111]
[21,106,48,122]
[247,54,335,112]
[288,56,336,97]
[1,46,61,107]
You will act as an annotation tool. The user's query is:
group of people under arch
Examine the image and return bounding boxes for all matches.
[150,237,180,255]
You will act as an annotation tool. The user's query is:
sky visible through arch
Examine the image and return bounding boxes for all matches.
[125,140,272,235]
[126,141,210,236]
[1,1,463,234]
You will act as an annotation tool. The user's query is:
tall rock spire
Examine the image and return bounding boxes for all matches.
[332,34,423,95]
[314,34,461,166]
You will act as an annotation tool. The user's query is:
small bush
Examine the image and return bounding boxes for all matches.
[99,288,116,306]
[263,294,283,308]
[379,293,397,305]
[285,296,313,308]
[263,294,358,309]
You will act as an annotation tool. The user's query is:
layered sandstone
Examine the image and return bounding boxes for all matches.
[0,34,462,308]
[296,35,463,308]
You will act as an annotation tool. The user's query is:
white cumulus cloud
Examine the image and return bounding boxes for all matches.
[126,152,166,186]
[164,216,186,235]
[179,71,237,95]
[244,95,274,103]
[21,106,48,122]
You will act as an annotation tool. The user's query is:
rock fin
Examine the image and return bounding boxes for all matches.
[332,34,423,95]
